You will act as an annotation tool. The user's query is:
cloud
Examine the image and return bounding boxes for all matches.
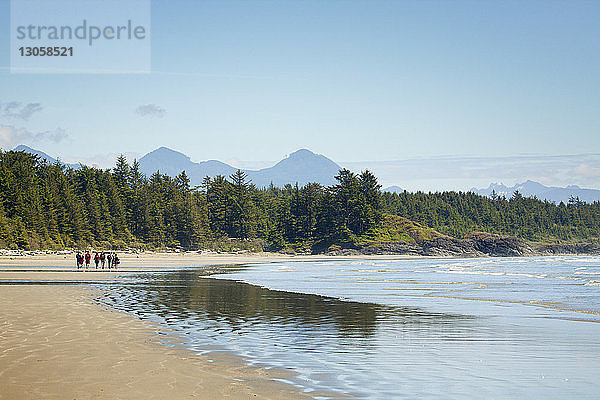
[135,104,166,118]
[572,163,600,178]
[0,125,69,148]
[1,102,43,120]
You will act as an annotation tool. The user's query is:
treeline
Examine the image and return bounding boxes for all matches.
[0,150,382,250]
[382,190,600,243]
[1,150,599,251]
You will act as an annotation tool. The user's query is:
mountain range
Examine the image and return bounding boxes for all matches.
[472,180,600,204]
[13,145,80,169]
[137,147,341,188]
[13,145,341,188]
[11,144,600,202]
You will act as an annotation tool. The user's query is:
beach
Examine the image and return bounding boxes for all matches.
[0,251,418,268]
[2,253,599,398]
[4,252,597,398]
[0,251,419,282]
[0,252,359,400]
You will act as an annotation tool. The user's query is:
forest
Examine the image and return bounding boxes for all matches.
[0,149,599,251]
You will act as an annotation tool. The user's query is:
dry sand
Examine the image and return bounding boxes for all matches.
[0,253,366,399]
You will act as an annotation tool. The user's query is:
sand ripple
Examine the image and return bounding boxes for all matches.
[0,285,312,399]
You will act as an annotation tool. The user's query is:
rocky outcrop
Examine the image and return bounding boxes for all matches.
[535,243,600,255]
[357,236,482,257]
[421,236,481,257]
[328,232,594,257]
[465,232,535,257]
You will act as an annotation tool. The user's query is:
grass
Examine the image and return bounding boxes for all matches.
[355,214,443,246]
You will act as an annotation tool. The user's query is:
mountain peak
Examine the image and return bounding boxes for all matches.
[11,144,80,169]
[384,185,404,193]
[137,147,341,188]
[274,149,337,168]
[138,147,198,178]
[152,146,188,156]
[474,180,600,204]
[142,147,191,163]
[288,149,316,159]
[250,148,340,187]
[13,144,57,164]
[14,144,35,152]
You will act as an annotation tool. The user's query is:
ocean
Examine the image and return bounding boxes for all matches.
[99,256,600,399]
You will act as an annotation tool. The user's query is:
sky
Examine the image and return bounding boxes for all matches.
[1,0,599,190]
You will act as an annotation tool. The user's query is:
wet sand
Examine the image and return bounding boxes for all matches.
[0,251,418,269]
[0,284,318,400]
[0,253,366,399]
[0,252,419,282]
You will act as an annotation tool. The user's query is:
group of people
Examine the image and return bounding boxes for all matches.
[76,251,120,270]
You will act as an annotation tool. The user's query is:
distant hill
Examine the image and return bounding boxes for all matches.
[17,144,596,201]
[11,145,341,187]
[473,180,600,204]
[138,147,237,182]
[14,144,58,164]
[13,145,79,169]
[383,186,404,193]
[138,147,341,188]
[248,149,340,188]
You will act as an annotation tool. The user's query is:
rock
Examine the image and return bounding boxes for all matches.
[326,248,362,256]
[360,243,423,255]
[536,243,600,255]
[352,232,540,257]
[466,232,535,257]
[421,236,481,257]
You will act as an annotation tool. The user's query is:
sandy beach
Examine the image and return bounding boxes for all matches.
[0,251,419,281]
[0,251,418,268]
[0,252,364,399]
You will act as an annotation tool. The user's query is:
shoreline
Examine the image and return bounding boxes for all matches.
[0,251,426,269]
[0,252,440,399]
[0,284,319,399]
[0,251,594,281]
[2,253,598,399]
[0,254,358,399]
[1,243,597,271]
[0,253,424,283]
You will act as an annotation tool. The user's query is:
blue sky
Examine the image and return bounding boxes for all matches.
[1,0,599,189]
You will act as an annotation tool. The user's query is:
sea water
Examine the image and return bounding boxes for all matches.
[99,256,600,399]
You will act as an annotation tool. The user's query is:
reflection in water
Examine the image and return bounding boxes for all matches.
[97,268,476,397]
[101,269,471,341]
[96,258,600,399]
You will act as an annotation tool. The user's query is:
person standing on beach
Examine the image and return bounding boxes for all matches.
[85,251,91,268]
[100,252,106,269]
[113,253,120,269]
[94,252,100,269]
[107,253,112,269]
[76,252,82,269]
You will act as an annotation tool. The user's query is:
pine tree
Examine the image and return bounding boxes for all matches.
[229,170,252,238]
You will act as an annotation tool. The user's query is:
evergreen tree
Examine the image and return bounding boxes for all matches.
[0,147,598,250]
[229,169,252,238]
